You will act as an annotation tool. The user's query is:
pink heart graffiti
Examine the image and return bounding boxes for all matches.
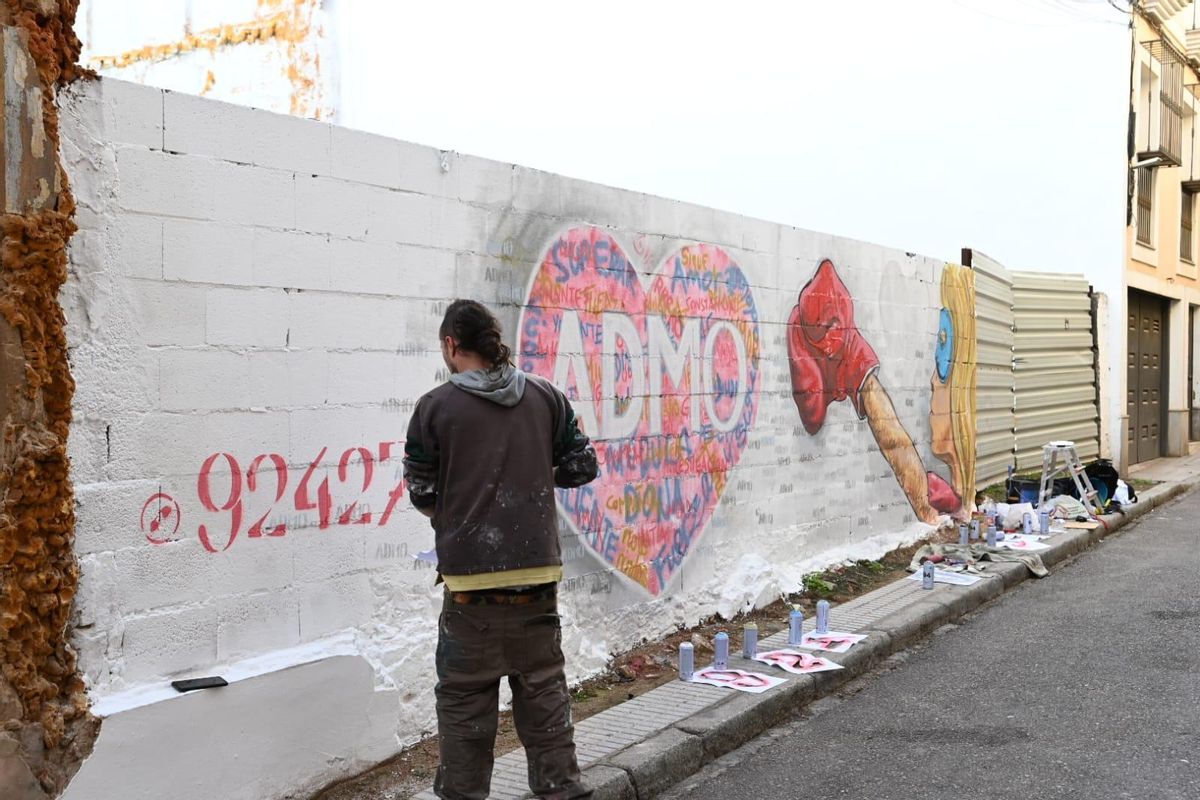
[519,227,761,595]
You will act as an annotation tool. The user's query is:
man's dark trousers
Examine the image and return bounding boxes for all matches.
[434,586,591,800]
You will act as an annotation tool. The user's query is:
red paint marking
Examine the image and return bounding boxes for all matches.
[377,440,407,527]
[336,447,374,525]
[246,453,288,537]
[198,452,243,553]
[182,440,414,552]
[294,446,332,530]
[141,493,181,544]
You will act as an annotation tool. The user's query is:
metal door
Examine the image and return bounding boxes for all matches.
[1127,290,1166,463]
[1191,306,1198,441]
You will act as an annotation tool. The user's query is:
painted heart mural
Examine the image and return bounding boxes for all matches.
[518,226,761,595]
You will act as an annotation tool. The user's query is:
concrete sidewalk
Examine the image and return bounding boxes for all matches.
[414,456,1200,800]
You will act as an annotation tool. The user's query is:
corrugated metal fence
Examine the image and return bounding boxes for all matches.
[1011,271,1101,470]
[968,255,1102,489]
[971,252,1015,489]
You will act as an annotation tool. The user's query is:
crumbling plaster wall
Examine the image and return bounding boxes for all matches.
[57,77,963,799]
[0,1,96,799]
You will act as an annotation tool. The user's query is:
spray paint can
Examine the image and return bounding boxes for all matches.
[788,609,804,645]
[678,642,694,681]
[986,524,998,548]
[815,600,830,634]
[1022,512,1034,535]
[970,518,980,541]
[743,623,758,659]
[958,523,969,546]
[921,561,936,589]
[1039,509,1050,535]
[714,632,729,670]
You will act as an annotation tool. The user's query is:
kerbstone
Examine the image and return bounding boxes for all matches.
[606,728,703,800]
[673,672,817,759]
[580,764,637,800]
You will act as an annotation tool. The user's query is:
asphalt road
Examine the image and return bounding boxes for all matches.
[662,491,1200,800]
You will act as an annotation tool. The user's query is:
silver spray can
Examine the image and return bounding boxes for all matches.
[958,523,969,545]
[788,609,804,645]
[743,623,758,659]
[986,524,998,548]
[1022,512,1034,535]
[921,561,935,589]
[678,642,694,681]
[970,518,980,541]
[1039,509,1050,534]
[713,632,729,670]
[815,600,830,634]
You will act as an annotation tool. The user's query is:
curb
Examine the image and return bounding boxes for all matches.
[581,478,1199,800]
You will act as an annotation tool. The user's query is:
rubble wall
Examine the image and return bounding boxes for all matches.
[57,77,977,799]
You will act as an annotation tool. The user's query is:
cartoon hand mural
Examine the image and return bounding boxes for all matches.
[788,260,965,524]
[787,259,881,434]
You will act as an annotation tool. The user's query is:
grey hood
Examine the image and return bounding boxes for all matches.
[449,364,526,407]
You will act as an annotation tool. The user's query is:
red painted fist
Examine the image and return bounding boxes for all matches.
[788,260,880,434]
[926,471,961,514]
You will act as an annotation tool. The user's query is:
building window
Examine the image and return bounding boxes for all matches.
[1137,167,1154,246]
[1182,189,1194,263]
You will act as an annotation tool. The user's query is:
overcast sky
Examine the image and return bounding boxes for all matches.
[330,0,1131,283]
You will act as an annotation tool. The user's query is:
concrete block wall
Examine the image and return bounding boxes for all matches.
[57,77,968,800]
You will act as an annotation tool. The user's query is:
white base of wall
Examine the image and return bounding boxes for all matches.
[63,650,397,800]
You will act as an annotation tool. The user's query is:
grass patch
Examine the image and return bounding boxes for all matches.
[801,573,836,597]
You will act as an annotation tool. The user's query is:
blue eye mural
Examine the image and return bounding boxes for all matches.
[935,307,953,383]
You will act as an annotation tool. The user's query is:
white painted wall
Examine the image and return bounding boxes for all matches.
[60,76,961,799]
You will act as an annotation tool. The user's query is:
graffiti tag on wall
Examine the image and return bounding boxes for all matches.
[519,227,761,595]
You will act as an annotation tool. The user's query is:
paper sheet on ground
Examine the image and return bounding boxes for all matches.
[689,667,786,694]
[907,568,983,586]
[754,649,844,675]
[797,631,868,653]
[997,534,1051,552]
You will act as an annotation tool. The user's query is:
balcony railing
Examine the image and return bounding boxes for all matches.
[1141,38,1187,167]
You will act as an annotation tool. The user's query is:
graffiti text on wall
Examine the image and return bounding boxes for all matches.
[519,227,761,595]
[140,442,408,551]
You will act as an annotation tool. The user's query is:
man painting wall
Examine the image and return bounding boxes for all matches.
[404,300,599,800]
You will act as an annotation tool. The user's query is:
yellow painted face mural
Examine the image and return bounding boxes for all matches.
[930,263,977,516]
[788,260,977,524]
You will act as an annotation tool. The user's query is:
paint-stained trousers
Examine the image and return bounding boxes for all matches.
[434,587,592,800]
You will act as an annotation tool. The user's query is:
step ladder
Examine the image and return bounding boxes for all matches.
[1037,440,1104,515]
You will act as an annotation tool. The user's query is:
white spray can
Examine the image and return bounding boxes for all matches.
[678,642,694,681]
[713,632,729,670]
[788,609,804,645]
[743,623,758,659]
[921,561,936,589]
[815,600,830,634]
